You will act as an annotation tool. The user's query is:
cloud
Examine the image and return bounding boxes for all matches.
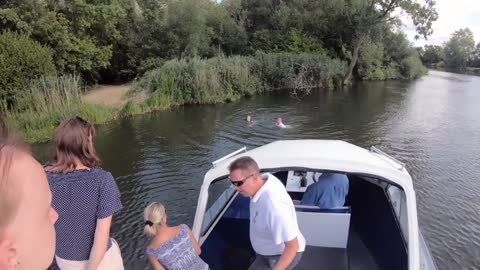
[401,0,480,46]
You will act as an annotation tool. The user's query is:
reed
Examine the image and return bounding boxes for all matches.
[133,53,346,112]
[3,75,113,142]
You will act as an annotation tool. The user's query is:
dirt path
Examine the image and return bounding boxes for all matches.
[82,84,131,108]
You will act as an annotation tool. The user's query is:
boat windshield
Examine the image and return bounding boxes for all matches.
[202,177,235,236]
[387,184,409,243]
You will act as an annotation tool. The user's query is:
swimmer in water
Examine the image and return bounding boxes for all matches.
[275,117,286,128]
[246,115,253,125]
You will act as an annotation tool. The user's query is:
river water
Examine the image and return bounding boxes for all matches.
[33,70,480,269]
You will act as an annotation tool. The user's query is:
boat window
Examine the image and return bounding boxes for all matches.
[201,178,235,235]
[387,185,409,243]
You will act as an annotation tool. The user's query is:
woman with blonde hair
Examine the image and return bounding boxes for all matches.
[45,117,123,270]
[144,202,208,270]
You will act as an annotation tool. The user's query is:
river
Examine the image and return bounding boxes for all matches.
[33,70,480,269]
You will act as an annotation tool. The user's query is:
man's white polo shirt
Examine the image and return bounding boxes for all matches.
[250,173,306,255]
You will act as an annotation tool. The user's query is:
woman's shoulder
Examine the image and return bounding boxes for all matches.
[44,165,113,182]
[90,166,113,178]
[147,225,187,250]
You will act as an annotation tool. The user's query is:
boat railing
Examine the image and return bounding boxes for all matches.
[211,146,247,166]
[370,146,405,171]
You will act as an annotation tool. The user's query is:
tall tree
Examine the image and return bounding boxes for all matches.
[0,0,126,80]
[421,45,444,65]
[318,0,437,84]
[468,43,480,68]
[444,28,475,70]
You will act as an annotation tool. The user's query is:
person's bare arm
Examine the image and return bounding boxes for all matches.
[86,216,112,270]
[273,237,299,270]
[186,226,202,255]
[147,254,166,270]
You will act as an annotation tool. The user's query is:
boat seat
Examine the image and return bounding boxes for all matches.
[295,205,351,248]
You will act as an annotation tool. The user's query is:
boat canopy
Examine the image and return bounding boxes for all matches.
[204,140,413,189]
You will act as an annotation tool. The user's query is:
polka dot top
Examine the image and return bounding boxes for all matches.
[46,167,123,261]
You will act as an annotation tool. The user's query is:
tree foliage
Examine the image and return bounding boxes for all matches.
[0,30,56,104]
[1,0,125,80]
[444,28,475,70]
[469,43,480,68]
[421,45,444,65]
[0,0,434,97]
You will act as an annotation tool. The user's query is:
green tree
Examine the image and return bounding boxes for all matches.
[444,28,475,70]
[316,0,437,84]
[421,45,444,65]
[1,0,126,80]
[0,31,56,105]
[206,2,248,56]
[357,41,386,80]
[468,43,480,68]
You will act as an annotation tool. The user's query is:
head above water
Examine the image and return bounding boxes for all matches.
[143,202,167,237]
[0,117,58,270]
[228,156,264,197]
[246,115,252,123]
[51,116,101,171]
[276,117,283,124]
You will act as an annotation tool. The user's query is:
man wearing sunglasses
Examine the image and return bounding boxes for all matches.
[229,156,305,270]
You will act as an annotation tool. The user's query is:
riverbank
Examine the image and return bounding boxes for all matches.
[467,67,480,76]
[426,66,480,76]
[5,52,428,143]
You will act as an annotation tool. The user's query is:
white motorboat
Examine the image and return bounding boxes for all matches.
[192,140,437,270]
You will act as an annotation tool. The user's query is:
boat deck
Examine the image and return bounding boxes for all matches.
[296,230,378,270]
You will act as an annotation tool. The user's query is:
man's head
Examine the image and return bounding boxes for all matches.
[0,118,58,270]
[228,156,264,197]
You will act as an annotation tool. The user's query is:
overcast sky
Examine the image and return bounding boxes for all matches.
[401,0,480,47]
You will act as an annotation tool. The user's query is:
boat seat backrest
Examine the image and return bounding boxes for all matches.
[295,205,351,249]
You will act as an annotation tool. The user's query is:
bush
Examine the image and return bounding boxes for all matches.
[400,53,428,79]
[357,41,386,81]
[383,63,402,80]
[133,53,347,108]
[0,31,56,103]
[254,52,347,90]
[134,56,264,107]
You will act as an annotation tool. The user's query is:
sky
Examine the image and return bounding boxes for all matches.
[401,0,480,47]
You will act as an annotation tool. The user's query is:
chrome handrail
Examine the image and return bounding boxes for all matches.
[212,146,247,166]
[370,146,405,171]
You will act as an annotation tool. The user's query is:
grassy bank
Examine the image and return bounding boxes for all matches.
[5,53,347,142]
[427,66,480,76]
[3,75,114,142]
[467,67,480,76]
[125,53,347,115]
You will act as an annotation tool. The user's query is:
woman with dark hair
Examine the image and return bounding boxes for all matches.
[45,117,124,270]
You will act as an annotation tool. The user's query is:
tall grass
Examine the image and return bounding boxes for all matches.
[3,75,113,142]
[133,56,264,108]
[254,52,347,90]
[132,53,346,112]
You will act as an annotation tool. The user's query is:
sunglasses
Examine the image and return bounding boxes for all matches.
[229,174,254,187]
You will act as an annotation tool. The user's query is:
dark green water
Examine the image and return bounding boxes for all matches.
[34,70,480,269]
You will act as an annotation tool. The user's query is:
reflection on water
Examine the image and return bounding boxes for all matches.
[33,70,480,269]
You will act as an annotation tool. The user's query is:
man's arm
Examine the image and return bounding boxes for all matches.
[273,237,299,270]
